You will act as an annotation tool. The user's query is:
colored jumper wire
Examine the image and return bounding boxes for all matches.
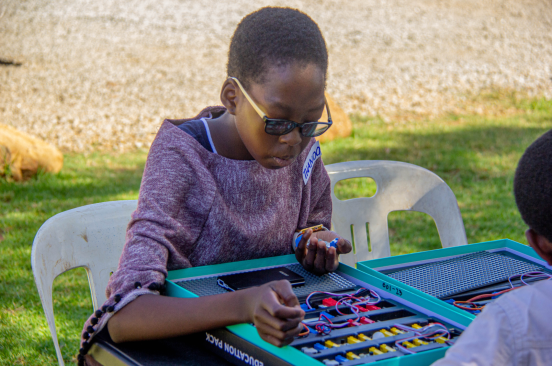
[453,271,552,311]
[302,288,381,335]
[392,322,451,354]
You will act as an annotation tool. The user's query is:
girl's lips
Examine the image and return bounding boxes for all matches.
[272,156,295,167]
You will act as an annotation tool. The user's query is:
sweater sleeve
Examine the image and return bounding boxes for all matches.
[78,123,215,360]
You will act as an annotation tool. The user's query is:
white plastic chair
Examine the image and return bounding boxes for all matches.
[326,160,467,267]
[31,200,137,366]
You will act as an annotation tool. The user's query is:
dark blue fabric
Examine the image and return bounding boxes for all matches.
[176,119,214,153]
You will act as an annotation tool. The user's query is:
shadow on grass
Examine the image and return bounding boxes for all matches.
[323,122,550,176]
[322,113,551,255]
[0,152,147,365]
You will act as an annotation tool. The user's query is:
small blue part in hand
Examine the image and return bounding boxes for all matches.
[295,234,303,249]
[327,238,339,248]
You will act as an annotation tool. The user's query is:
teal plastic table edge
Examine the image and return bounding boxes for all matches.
[355,239,543,321]
[167,254,298,281]
[165,254,474,366]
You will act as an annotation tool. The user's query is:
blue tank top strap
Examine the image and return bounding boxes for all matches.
[176,119,215,153]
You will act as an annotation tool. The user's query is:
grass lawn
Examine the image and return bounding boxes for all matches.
[1,96,551,365]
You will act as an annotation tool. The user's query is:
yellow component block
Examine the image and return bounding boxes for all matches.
[324,340,340,348]
[413,338,429,346]
[380,329,394,337]
[435,337,448,344]
[411,324,423,329]
[402,341,417,348]
[347,336,361,344]
[369,347,383,355]
[380,344,396,353]
[346,352,360,360]
[390,327,405,335]
[357,333,371,342]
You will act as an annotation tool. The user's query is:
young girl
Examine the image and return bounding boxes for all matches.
[79,7,351,365]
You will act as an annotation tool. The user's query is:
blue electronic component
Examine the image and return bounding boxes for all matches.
[335,355,348,363]
[300,304,317,312]
[295,234,303,249]
[320,311,334,319]
[314,343,328,351]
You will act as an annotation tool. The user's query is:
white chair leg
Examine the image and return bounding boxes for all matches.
[36,280,65,366]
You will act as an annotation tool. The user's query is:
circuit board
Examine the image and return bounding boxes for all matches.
[174,264,464,366]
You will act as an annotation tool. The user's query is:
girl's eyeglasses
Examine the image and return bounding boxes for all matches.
[228,77,333,137]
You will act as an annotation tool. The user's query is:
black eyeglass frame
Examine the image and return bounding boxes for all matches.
[228,77,333,137]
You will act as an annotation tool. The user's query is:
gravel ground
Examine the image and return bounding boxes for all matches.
[1,0,551,152]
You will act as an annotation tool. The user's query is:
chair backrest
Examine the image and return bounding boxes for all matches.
[31,200,137,366]
[326,160,467,267]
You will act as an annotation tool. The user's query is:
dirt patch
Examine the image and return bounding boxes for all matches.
[1,0,550,152]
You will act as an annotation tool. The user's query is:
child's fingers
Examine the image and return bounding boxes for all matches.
[337,238,352,255]
[256,307,302,333]
[313,241,327,275]
[325,246,338,272]
[285,321,306,340]
[270,304,304,320]
[261,288,304,320]
[269,280,301,308]
[294,229,312,262]
[303,236,318,270]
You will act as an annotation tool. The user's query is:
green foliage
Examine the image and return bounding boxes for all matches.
[1,98,551,364]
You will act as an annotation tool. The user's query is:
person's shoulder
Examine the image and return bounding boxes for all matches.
[491,280,552,334]
[166,106,226,127]
[496,279,552,307]
[150,121,206,158]
[143,119,217,184]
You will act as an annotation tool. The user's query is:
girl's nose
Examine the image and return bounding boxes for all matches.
[279,126,303,146]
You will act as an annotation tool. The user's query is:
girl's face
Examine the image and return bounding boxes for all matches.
[230,62,326,170]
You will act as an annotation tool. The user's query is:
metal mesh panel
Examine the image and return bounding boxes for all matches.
[387,251,547,298]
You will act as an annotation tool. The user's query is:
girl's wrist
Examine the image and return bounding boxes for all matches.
[235,287,256,323]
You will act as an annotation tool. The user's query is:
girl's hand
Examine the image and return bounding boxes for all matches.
[295,229,352,275]
[243,280,305,347]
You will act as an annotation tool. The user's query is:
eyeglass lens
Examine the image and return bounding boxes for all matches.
[265,120,329,137]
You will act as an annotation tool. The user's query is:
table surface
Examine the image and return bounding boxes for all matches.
[89,327,234,366]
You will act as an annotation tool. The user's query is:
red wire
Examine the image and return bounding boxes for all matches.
[453,287,518,311]
[298,324,310,337]
[467,287,516,302]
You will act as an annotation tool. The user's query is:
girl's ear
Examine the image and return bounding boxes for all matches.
[220,79,238,115]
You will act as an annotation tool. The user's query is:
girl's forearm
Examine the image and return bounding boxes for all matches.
[107,291,252,343]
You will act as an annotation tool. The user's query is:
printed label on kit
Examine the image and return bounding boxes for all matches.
[302,141,321,185]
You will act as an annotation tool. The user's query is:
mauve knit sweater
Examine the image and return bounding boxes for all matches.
[79,106,332,356]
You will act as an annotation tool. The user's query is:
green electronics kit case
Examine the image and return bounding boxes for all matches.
[166,254,474,366]
[356,239,551,320]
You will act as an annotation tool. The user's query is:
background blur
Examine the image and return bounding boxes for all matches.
[1,0,551,152]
